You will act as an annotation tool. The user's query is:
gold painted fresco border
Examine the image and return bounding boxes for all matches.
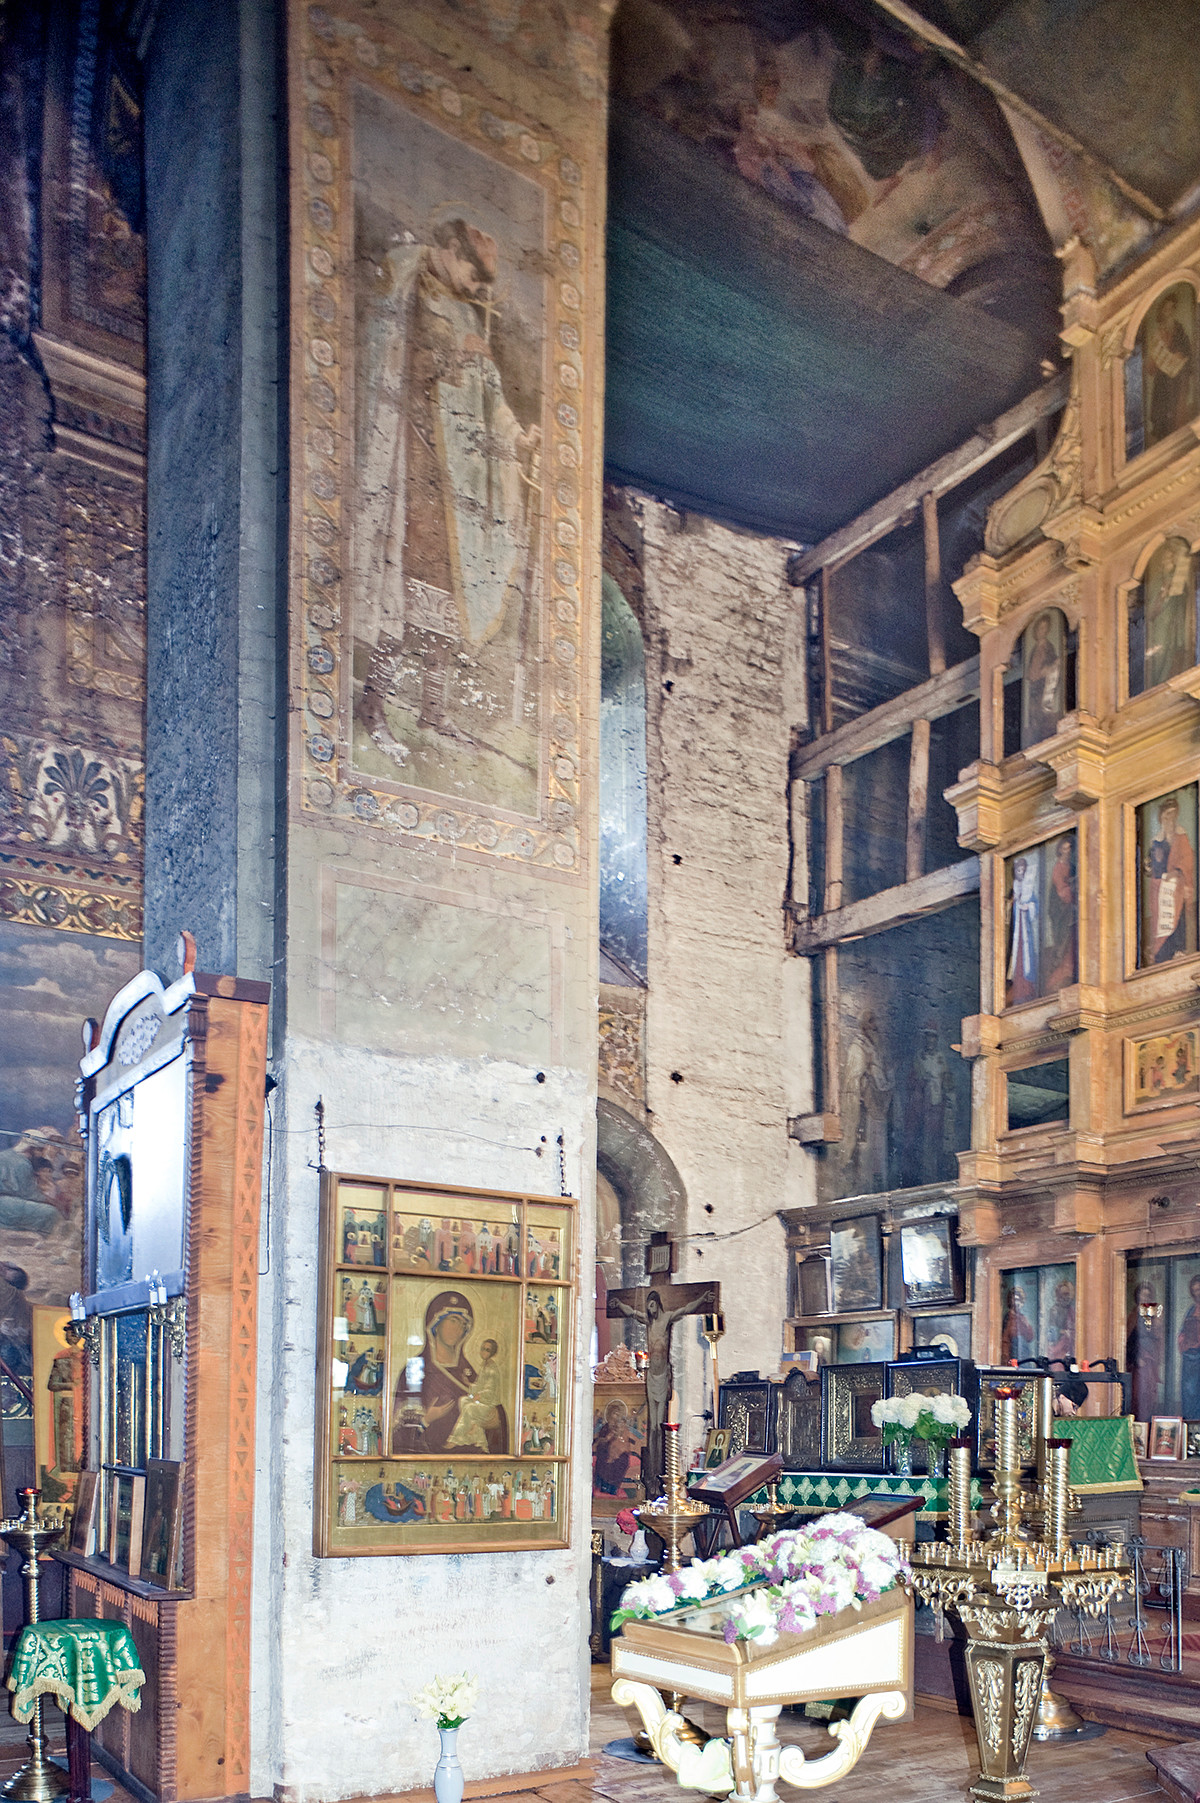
[289,0,595,876]
[0,861,143,941]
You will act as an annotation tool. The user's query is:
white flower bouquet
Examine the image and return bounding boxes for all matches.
[611,1515,910,1647]
[412,1672,480,1730]
[870,1391,970,1449]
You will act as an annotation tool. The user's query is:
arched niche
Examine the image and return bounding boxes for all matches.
[600,573,648,985]
[1124,277,1200,464]
[595,1098,687,1358]
[1127,534,1200,698]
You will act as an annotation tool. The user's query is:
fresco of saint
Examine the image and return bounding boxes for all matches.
[1020,610,1065,748]
[1139,788,1198,966]
[1006,851,1040,1006]
[354,215,541,754]
[349,93,548,817]
[1141,284,1198,449]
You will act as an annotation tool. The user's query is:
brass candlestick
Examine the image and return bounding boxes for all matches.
[634,1423,710,1573]
[632,1425,712,1750]
[947,1438,974,1549]
[1,1489,71,1802]
[749,1480,794,1540]
[701,1313,724,1427]
[908,1391,1131,1800]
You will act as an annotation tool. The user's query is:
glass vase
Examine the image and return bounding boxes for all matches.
[925,1441,947,1481]
[434,1726,465,1803]
[892,1436,914,1478]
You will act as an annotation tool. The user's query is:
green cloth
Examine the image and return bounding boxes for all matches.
[1051,1416,1142,1493]
[6,1620,145,1730]
[751,1472,982,1516]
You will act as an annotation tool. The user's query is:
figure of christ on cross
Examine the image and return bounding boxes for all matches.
[606,1275,719,1500]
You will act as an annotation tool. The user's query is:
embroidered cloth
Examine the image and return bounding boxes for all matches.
[7,1620,144,1730]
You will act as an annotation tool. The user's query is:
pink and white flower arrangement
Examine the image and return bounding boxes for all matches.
[610,1515,910,1646]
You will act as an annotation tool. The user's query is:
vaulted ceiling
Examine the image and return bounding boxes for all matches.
[603,0,1200,542]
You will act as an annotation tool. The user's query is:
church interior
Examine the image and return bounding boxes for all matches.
[5,1,1200,1801]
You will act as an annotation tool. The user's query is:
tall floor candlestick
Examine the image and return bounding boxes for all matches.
[1,1490,71,1802]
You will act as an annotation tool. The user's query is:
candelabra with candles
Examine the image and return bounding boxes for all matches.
[1,1490,71,1801]
[904,1384,1132,1802]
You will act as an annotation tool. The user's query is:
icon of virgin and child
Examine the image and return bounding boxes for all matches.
[392,1290,510,1455]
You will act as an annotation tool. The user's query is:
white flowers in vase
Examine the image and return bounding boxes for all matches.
[412,1672,480,1731]
[871,1391,971,1447]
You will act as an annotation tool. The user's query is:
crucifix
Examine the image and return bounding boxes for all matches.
[607,1233,719,1501]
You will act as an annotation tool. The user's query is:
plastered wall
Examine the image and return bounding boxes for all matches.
[248,2,610,1795]
[632,498,813,1435]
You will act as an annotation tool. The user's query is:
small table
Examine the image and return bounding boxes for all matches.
[6,1620,145,1803]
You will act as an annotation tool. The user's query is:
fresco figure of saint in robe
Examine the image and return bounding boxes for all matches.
[1043,836,1077,993]
[1143,286,1198,448]
[353,212,542,790]
[844,1012,893,1191]
[1000,1282,1034,1364]
[1006,854,1039,1005]
[1143,538,1196,690]
[1144,793,1197,964]
[1021,611,1064,747]
[1127,1282,1163,1421]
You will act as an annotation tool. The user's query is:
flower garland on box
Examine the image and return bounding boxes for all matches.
[870,1391,971,1452]
[610,1515,910,1647]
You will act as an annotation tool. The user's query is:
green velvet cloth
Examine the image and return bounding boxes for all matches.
[749,1472,982,1516]
[1051,1416,1142,1493]
[6,1620,145,1730]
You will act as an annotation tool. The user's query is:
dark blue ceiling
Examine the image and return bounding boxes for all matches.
[603,103,1054,542]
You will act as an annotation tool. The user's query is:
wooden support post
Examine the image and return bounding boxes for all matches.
[923,491,946,679]
[823,945,840,1117]
[820,566,835,736]
[66,1714,91,1803]
[906,717,931,882]
[904,491,947,885]
[789,775,809,919]
[825,764,843,914]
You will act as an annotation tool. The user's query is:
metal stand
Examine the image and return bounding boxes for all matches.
[908,1403,1132,1800]
[1,1490,72,1802]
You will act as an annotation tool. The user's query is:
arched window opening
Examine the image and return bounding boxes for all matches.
[1129,537,1200,698]
[1125,282,1200,462]
[600,574,648,984]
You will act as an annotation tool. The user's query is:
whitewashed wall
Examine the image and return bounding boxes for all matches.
[636,499,814,1443]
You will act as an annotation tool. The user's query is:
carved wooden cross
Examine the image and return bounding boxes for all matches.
[607,1233,719,1500]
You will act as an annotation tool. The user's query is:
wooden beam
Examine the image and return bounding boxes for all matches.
[787,375,1068,587]
[793,656,980,780]
[793,857,981,954]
